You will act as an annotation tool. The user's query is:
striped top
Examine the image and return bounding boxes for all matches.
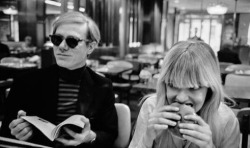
[56,78,80,124]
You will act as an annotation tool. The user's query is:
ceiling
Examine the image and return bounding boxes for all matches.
[169,0,250,14]
[46,0,250,15]
[0,0,250,15]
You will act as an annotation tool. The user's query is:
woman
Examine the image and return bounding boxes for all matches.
[129,40,240,148]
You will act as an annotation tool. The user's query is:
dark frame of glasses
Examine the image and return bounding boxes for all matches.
[49,34,90,48]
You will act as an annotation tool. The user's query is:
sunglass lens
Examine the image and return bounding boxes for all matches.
[51,35,63,46]
[66,37,78,48]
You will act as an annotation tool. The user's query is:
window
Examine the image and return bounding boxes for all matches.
[178,14,222,54]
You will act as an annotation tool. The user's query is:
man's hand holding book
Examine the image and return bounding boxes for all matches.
[9,110,96,146]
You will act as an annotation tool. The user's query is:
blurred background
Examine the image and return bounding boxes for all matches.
[0,0,249,57]
[1,1,250,144]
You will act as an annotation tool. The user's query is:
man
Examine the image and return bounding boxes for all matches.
[0,11,118,148]
[21,36,37,53]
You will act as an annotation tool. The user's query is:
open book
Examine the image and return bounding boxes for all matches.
[21,115,85,141]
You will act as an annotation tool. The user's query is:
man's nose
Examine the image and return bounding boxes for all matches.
[58,40,69,52]
[176,89,189,103]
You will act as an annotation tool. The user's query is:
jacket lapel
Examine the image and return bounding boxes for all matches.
[78,68,95,116]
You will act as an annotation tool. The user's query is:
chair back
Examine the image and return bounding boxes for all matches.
[128,60,142,75]
[121,60,141,82]
[225,74,250,87]
[114,103,131,148]
[237,108,250,148]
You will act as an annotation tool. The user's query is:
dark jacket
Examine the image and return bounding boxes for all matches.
[0,65,118,148]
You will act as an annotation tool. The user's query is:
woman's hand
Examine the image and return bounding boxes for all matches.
[179,114,214,148]
[144,105,181,147]
[9,110,33,141]
[56,116,96,146]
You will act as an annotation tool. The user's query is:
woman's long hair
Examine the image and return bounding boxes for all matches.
[156,40,225,147]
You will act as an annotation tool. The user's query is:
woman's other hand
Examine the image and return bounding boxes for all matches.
[179,114,214,148]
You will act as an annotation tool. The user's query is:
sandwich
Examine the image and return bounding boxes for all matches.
[168,102,196,139]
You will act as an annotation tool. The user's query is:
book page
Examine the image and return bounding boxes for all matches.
[53,115,85,139]
[21,116,56,141]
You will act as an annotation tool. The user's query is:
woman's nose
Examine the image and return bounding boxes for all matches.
[176,89,189,103]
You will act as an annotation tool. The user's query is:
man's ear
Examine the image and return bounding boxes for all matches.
[87,41,97,55]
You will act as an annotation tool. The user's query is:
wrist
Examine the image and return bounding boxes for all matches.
[143,135,153,148]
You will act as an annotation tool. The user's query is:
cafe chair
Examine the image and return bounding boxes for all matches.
[225,73,250,87]
[225,74,250,108]
[121,60,141,83]
[237,107,250,148]
[114,103,131,148]
[107,60,133,105]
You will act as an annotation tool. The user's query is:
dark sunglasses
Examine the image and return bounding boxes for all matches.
[49,34,89,48]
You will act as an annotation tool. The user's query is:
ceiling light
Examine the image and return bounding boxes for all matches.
[207,3,228,15]
[3,6,18,15]
[174,0,179,4]
[79,8,85,12]
[45,0,61,6]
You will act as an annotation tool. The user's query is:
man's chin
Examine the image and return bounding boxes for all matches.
[57,61,85,70]
[56,61,72,69]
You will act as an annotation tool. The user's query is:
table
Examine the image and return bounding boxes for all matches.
[219,63,250,85]
[223,64,250,75]
[0,62,37,69]
[0,62,37,80]
[95,65,133,76]
[0,136,52,148]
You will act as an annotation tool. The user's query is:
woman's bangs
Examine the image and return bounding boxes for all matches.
[165,52,209,88]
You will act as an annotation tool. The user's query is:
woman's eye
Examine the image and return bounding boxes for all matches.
[189,87,201,91]
[168,83,174,88]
